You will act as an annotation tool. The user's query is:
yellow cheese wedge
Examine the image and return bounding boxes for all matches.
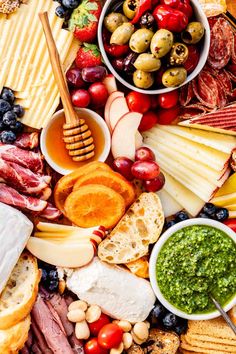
[229,210,236,218]
[214,173,236,197]
[27,237,94,268]
[224,204,236,211]
[179,120,236,137]
[211,192,236,207]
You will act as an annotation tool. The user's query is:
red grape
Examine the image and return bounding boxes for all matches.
[135,147,155,162]
[71,89,91,108]
[66,68,85,88]
[88,83,108,108]
[82,66,107,83]
[113,157,134,181]
[131,160,160,180]
[143,172,165,192]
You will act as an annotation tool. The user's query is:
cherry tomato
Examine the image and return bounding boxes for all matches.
[138,111,159,132]
[157,90,179,109]
[150,95,159,110]
[71,89,91,108]
[113,157,134,181]
[126,91,151,113]
[85,338,109,354]
[98,324,123,349]
[131,160,160,180]
[143,172,165,192]
[89,313,111,336]
[157,105,180,125]
[88,83,108,108]
[183,45,200,73]
[223,219,236,232]
[135,147,155,162]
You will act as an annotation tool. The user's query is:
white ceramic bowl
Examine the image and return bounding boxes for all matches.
[149,218,236,320]
[98,0,210,94]
[40,108,111,175]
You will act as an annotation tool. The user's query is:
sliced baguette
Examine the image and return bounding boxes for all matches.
[0,251,41,329]
[0,315,31,354]
[98,193,164,264]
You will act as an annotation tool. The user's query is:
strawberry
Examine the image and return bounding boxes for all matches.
[68,0,101,43]
[75,43,102,69]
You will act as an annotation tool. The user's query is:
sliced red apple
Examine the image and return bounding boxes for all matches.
[135,131,143,149]
[103,74,117,95]
[104,91,124,132]
[112,112,143,160]
[109,96,130,132]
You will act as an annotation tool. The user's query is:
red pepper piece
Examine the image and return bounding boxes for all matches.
[131,0,152,24]
[102,29,129,58]
[223,219,236,232]
[183,45,200,73]
[160,0,193,19]
[153,4,188,32]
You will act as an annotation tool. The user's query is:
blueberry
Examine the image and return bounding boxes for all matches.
[49,269,58,281]
[2,111,17,126]
[13,104,25,118]
[0,99,11,116]
[62,0,80,9]
[41,269,48,282]
[149,302,166,325]
[175,211,189,222]
[203,203,217,217]
[55,5,70,18]
[0,130,16,144]
[215,208,229,221]
[1,87,15,104]
[174,318,188,335]
[10,121,23,133]
[198,212,211,219]
[162,312,178,329]
[165,220,176,229]
[0,121,7,131]
[48,280,59,292]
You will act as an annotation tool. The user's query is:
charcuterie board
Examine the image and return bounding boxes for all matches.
[0,0,236,353]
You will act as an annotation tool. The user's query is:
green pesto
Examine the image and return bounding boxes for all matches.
[156,225,236,314]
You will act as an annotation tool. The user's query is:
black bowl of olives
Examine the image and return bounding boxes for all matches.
[97,0,210,94]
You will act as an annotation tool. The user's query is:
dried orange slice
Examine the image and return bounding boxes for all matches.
[73,170,135,207]
[54,162,111,213]
[64,184,126,229]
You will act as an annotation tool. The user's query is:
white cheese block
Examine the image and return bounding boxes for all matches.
[156,125,236,154]
[0,202,33,294]
[179,120,236,136]
[67,257,156,323]
[156,189,183,217]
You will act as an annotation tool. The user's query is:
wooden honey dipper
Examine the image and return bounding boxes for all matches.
[39,12,95,162]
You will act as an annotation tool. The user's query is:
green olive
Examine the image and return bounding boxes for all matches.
[104,13,128,33]
[134,53,161,72]
[129,29,154,53]
[162,67,187,88]
[133,70,154,89]
[110,22,134,45]
[169,42,189,65]
[150,29,174,59]
[181,22,205,44]
[123,0,137,19]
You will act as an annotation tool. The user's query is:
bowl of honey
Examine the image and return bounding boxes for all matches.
[41,108,111,175]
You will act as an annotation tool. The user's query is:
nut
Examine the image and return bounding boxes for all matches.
[117,320,132,332]
[68,300,88,312]
[133,322,149,341]
[110,342,124,354]
[144,320,150,329]
[123,332,133,349]
[67,309,86,323]
[75,320,90,340]
[131,330,146,345]
[58,279,66,295]
[86,305,102,323]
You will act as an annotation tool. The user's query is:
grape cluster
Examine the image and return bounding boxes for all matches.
[54,0,79,20]
[0,87,24,144]
[39,261,59,292]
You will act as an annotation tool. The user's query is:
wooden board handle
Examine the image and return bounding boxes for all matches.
[39,12,78,125]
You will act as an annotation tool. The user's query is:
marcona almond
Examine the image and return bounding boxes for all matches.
[68,300,88,312]
[131,330,146,345]
[75,321,90,340]
[133,322,149,340]
[117,320,132,332]
[86,305,102,323]
[110,342,124,354]
[123,332,133,349]
[67,309,86,323]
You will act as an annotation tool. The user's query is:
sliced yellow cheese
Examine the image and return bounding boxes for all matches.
[211,192,236,207]
[229,211,236,218]
[157,125,236,154]
[156,189,183,217]
[162,171,205,216]
[214,173,236,197]
[179,120,236,137]
[224,204,236,211]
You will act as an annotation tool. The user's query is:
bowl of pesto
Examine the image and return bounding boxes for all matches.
[149,218,236,320]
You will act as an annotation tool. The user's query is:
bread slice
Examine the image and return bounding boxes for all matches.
[0,315,30,353]
[0,251,41,329]
[98,193,164,264]
[148,328,180,354]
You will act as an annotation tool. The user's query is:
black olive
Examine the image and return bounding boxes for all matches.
[123,52,138,73]
[139,12,155,29]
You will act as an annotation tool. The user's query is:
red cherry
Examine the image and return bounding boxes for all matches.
[135,147,155,162]
[143,172,165,192]
[113,157,134,181]
[126,91,151,114]
[88,82,108,108]
[71,89,90,108]
[138,111,158,132]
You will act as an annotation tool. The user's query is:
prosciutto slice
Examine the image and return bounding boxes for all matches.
[0,159,51,194]
[0,183,47,212]
[14,132,39,149]
[40,203,62,220]
[0,144,44,174]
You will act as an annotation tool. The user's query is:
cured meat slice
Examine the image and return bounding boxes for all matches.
[40,202,62,220]
[178,104,207,120]
[192,73,218,108]
[216,69,233,94]
[227,70,236,83]
[0,144,44,174]
[14,132,39,150]
[215,79,227,108]
[37,187,52,201]
[0,159,51,194]
[232,31,236,64]
[179,82,194,106]
[0,183,47,212]
[31,320,53,354]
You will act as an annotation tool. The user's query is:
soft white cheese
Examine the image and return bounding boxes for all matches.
[67,257,156,323]
[0,202,33,294]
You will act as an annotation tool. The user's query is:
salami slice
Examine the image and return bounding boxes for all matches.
[216,79,227,108]
[178,104,207,120]
[216,69,232,94]
[227,70,236,83]
[193,72,218,108]
[179,82,194,106]
[231,31,236,65]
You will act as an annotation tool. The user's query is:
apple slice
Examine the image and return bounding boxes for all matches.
[109,96,130,132]
[104,91,124,132]
[103,74,117,95]
[112,112,143,160]
[135,131,143,149]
